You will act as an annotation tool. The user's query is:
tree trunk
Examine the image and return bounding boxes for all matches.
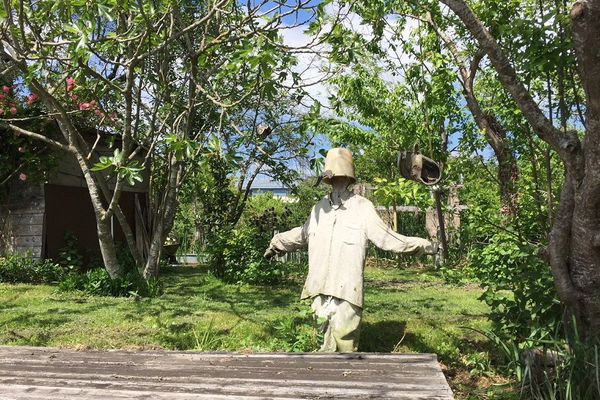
[433,187,449,262]
[70,144,124,279]
[483,115,519,218]
[526,135,548,231]
[544,147,554,227]
[568,0,600,335]
[143,158,182,279]
[97,216,122,279]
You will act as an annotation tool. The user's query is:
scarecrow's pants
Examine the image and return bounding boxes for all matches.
[311,295,362,352]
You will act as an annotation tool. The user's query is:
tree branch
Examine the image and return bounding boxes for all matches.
[440,0,583,179]
[2,122,74,153]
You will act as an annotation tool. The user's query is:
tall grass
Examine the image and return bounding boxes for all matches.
[473,314,600,400]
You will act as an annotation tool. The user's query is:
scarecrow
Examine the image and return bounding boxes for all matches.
[264,148,439,352]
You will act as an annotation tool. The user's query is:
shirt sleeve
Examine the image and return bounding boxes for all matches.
[269,208,312,253]
[363,200,434,256]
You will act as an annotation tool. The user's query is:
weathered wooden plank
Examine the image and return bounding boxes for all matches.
[6,213,44,225]
[0,348,448,382]
[13,247,42,258]
[0,367,449,387]
[0,346,454,400]
[1,385,287,400]
[0,346,438,361]
[0,357,443,374]
[11,224,43,236]
[0,358,445,379]
[0,373,454,395]
[0,351,442,368]
[0,384,448,400]
[12,235,42,247]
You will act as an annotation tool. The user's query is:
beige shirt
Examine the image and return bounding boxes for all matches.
[269,191,434,308]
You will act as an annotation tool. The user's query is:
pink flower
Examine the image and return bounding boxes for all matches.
[0,94,4,101]
[79,102,91,110]
[9,107,17,115]
[69,93,78,101]
[0,109,4,115]
[66,77,75,91]
[19,173,27,181]
[94,109,103,117]
[2,86,10,93]
[26,93,39,105]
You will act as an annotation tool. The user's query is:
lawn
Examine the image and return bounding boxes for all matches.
[0,262,516,399]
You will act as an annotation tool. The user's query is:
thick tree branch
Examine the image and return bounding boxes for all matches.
[440,0,583,179]
[2,122,74,153]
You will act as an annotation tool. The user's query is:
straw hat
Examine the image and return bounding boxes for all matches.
[322,148,356,185]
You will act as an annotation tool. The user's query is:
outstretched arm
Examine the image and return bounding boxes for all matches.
[364,201,436,256]
[264,213,311,258]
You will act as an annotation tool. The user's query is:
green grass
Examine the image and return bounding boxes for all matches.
[0,262,517,399]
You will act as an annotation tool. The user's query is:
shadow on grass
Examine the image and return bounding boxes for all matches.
[359,320,407,352]
[1,311,80,347]
[160,266,300,317]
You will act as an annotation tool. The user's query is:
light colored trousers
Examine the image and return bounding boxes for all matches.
[311,295,363,352]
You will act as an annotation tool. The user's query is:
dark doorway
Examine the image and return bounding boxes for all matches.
[44,184,142,261]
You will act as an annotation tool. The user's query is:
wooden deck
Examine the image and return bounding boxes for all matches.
[0,346,453,399]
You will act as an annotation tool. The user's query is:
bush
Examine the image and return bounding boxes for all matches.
[54,239,161,297]
[58,267,161,297]
[207,193,301,284]
[211,223,287,284]
[0,252,65,283]
[469,230,562,343]
[57,231,85,273]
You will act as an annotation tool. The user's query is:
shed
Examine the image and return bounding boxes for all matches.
[0,131,150,262]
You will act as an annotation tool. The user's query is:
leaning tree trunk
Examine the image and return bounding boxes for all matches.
[439,0,600,337]
[72,148,124,279]
[467,106,519,219]
[425,13,519,219]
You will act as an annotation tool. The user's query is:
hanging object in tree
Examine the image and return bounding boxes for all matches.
[397,145,442,186]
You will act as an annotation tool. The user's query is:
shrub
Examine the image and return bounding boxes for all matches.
[207,193,302,284]
[57,231,85,273]
[58,267,161,297]
[0,252,65,283]
[526,321,600,400]
[213,223,287,284]
[469,230,561,343]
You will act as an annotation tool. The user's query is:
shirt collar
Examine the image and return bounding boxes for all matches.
[328,189,353,207]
